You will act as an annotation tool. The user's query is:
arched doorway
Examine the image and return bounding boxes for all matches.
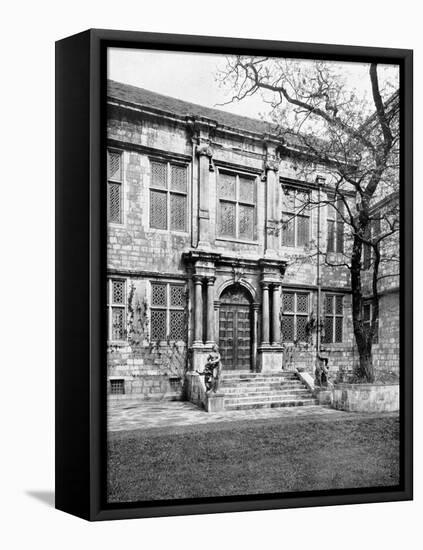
[219,284,253,371]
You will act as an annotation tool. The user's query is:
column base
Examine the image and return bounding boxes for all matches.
[258,345,284,373]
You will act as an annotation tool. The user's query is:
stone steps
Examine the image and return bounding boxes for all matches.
[224,398,318,411]
[219,371,316,411]
[222,388,312,398]
[221,382,304,390]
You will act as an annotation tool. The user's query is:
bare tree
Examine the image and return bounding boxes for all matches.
[218,58,399,382]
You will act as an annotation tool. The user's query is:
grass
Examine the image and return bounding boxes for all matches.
[107,414,400,503]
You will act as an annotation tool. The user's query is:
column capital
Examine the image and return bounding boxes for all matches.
[193,275,204,285]
[196,142,214,158]
[261,281,270,290]
[265,158,280,172]
[206,276,216,285]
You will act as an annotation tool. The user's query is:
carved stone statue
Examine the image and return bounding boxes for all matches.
[315,354,330,388]
[198,345,222,393]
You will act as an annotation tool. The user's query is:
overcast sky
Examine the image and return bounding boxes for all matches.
[108,48,399,121]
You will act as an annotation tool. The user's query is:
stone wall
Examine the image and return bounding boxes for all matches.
[332,383,399,412]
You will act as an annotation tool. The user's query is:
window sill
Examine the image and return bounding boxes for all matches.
[216,237,259,245]
[107,340,129,347]
[148,228,189,236]
[149,340,187,346]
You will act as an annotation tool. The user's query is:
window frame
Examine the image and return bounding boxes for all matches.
[363,217,381,270]
[107,148,124,225]
[149,280,186,343]
[281,187,311,248]
[281,291,310,343]
[326,198,345,254]
[149,158,189,233]
[322,293,344,344]
[107,278,127,342]
[217,168,257,242]
[109,378,125,395]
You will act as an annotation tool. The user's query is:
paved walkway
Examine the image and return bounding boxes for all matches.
[107,399,396,432]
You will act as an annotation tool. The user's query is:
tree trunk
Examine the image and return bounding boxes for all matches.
[351,230,375,383]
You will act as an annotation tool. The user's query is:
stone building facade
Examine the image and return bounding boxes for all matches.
[106,80,399,400]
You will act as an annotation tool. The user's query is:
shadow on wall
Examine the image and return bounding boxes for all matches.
[26,490,55,508]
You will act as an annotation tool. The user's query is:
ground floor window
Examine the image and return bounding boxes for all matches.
[150,281,186,342]
[107,278,126,341]
[281,291,309,342]
[110,379,125,395]
[322,294,344,343]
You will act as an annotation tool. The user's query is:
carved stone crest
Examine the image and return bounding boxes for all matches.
[232,264,245,283]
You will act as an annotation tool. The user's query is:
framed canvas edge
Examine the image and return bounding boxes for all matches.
[55,28,413,522]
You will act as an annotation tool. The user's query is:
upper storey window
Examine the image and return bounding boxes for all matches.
[107,149,123,224]
[327,198,345,253]
[281,188,310,247]
[218,170,257,241]
[149,160,188,232]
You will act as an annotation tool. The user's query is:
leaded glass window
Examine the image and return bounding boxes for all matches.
[327,198,345,253]
[150,159,188,232]
[218,170,256,240]
[281,188,310,247]
[282,291,310,342]
[363,217,381,270]
[107,278,126,341]
[150,281,186,342]
[322,294,344,343]
[107,149,123,224]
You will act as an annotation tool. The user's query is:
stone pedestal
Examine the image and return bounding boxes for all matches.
[315,388,332,405]
[205,391,225,412]
[258,346,284,373]
[191,344,214,373]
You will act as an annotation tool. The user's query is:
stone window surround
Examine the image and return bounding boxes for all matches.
[323,293,344,344]
[149,279,187,343]
[281,186,311,248]
[107,148,124,226]
[216,166,258,243]
[107,277,127,343]
[148,155,190,235]
[326,197,345,254]
[281,290,310,343]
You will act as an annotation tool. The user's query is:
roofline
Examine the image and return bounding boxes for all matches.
[107,95,273,144]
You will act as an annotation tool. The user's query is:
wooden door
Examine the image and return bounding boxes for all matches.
[219,286,252,371]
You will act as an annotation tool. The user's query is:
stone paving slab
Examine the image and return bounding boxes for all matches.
[107,399,398,433]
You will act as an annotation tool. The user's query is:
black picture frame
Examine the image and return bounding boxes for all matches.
[55,28,413,521]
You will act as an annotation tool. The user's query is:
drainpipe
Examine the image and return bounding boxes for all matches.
[315,176,326,357]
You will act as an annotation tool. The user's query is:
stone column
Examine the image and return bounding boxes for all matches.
[205,277,215,344]
[193,276,203,344]
[264,154,280,257]
[272,284,281,345]
[252,303,259,371]
[261,282,270,345]
[196,143,213,248]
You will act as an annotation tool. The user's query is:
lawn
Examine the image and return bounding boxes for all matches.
[107,414,400,503]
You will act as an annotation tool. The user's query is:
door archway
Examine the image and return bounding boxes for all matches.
[219,284,253,371]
